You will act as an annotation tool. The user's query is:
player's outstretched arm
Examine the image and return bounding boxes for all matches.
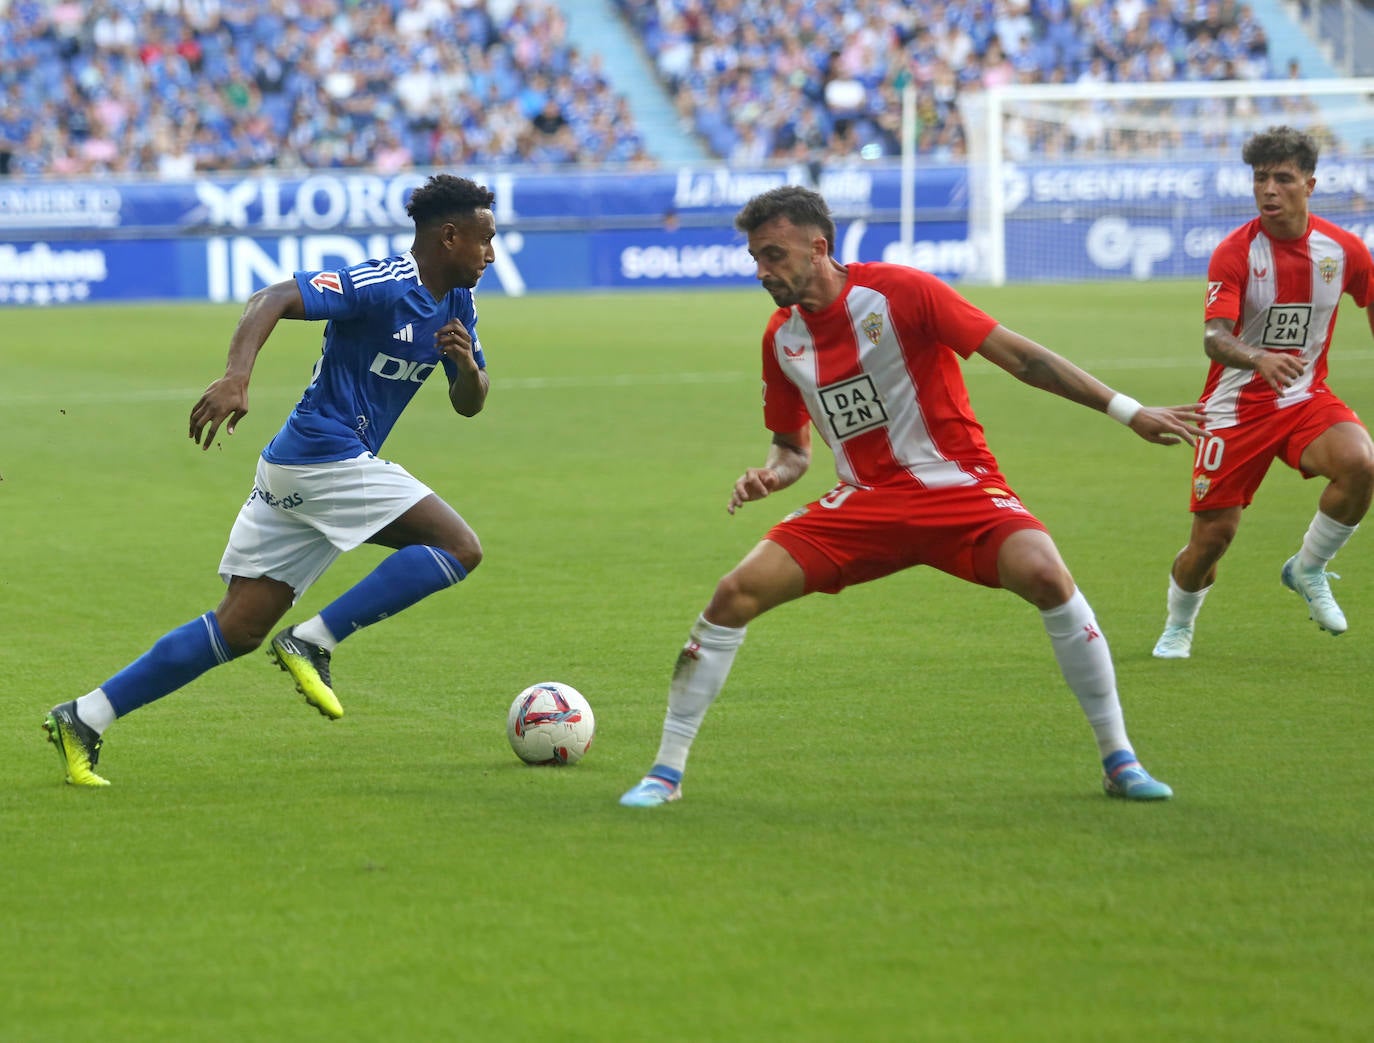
[1118,403,1206,446]
[189,280,306,450]
[975,324,1204,446]
[728,428,810,515]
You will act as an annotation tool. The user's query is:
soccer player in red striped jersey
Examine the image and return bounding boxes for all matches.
[620,185,1204,808]
[1152,126,1374,659]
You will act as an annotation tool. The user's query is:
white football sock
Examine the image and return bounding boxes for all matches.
[1297,510,1358,571]
[291,616,338,652]
[1040,589,1131,758]
[652,614,747,774]
[1165,571,1211,627]
[75,688,117,734]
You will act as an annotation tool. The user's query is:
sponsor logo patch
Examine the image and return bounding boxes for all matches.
[309,271,343,294]
[1259,304,1311,348]
[248,486,303,510]
[984,487,1028,513]
[817,373,888,441]
[369,353,437,383]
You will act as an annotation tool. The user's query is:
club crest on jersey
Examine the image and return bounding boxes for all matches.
[1193,474,1211,501]
[861,312,884,346]
[309,271,343,294]
[1318,256,1339,284]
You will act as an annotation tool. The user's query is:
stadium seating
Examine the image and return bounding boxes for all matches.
[0,0,650,177]
[612,0,1279,162]
[0,0,1306,177]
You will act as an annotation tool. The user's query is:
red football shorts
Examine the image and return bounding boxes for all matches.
[1190,393,1364,512]
[764,478,1048,595]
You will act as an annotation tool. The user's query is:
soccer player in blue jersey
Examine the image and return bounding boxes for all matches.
[43,174,498,786]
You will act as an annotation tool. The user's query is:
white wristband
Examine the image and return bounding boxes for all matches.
[1106,393,1142,426]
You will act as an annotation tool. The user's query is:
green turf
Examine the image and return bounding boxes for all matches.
[2,284,1371,1041]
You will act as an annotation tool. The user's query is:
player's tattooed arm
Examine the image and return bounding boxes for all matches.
[1203,316,1306,392]
[976,324,1202,445]
[728,428,810,515]
[975,323,1110,406]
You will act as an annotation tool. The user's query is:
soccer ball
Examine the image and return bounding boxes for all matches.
[506,681,595,766]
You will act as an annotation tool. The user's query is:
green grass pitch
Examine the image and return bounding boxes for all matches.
[1,282,1371,1041]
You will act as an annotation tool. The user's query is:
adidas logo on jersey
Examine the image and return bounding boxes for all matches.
[392,323,414,343]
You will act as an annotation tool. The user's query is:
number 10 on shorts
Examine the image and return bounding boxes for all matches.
[1194,435,1225,472]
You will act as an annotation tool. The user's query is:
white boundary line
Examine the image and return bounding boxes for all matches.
[6,355,1374,406]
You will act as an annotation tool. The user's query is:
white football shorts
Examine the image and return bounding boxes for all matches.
[219,452,434,599]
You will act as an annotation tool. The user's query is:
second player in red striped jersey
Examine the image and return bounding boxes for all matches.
[1153,125,1374,658]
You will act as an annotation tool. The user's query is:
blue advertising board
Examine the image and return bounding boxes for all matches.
[4,160,1374,303]
[0,219,986,304]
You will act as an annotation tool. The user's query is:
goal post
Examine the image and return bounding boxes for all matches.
[952,77,1374,285]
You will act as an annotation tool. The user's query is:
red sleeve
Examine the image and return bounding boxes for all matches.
[925,274,999,357]
[882,267,997,359]
[761,311,808,434]
[1205,224,1253,324]
[1340,229,1374,309]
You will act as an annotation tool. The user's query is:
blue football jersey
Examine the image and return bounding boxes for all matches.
[262,252,485,464]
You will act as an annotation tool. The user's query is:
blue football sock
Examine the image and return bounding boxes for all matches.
[320,545,467,641]
[102,613,236,718]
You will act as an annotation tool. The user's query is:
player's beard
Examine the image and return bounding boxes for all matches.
[761,277,802,307]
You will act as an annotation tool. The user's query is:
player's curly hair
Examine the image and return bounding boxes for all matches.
[1242,126,1319,176]
[406,174,496,228]
[734,186,837,255]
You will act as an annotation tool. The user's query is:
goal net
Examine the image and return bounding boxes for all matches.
[955,78,1374,284]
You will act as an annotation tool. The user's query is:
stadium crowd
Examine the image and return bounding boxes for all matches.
[0,0,1300,178]
[0,0,652,177]
[617,0,1280,163]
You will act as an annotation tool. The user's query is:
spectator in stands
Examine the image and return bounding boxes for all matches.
[531,96,568,138]
[980,38,1016,88]
[729,122,769,167]
[821,51,867,138]
[155,127,197,180]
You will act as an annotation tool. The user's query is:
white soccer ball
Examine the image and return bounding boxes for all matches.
[506,681,595,766]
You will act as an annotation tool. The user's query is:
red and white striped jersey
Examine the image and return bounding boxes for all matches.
[1201,215,1374,429]
[761,262,1000,489]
